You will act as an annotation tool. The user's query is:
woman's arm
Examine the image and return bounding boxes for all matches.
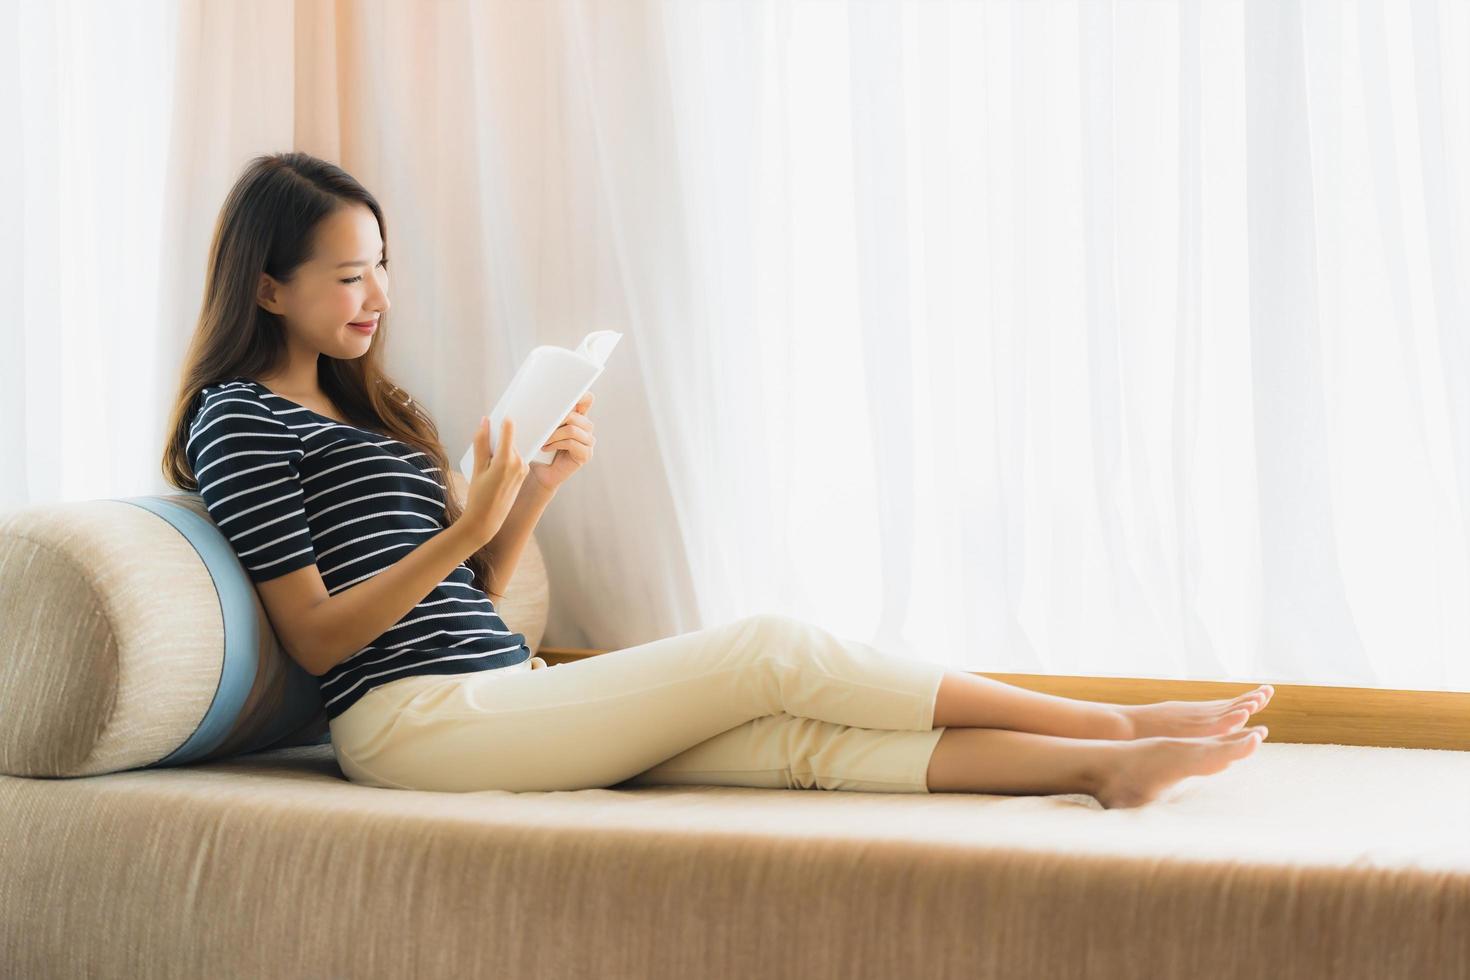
[450,470,556,601]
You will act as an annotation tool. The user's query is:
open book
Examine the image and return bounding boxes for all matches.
[459,329,623,480]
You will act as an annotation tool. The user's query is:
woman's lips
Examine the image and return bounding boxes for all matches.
[349,320,377,333]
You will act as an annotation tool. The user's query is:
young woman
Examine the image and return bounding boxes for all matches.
[163,151,1272,808]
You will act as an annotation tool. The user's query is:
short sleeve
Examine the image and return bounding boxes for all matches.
[185,385,320,584]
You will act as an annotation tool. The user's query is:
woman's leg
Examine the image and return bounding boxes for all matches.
[618,712,946,794]
[329,612,949,793]
[616,710,1269,807]
[932,672,1275,740]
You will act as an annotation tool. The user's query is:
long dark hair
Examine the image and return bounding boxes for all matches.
[161,151,497,595]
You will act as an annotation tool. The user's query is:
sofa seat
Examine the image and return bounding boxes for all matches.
[3,740,1468,979]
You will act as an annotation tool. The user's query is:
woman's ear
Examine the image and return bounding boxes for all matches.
[257,272,285,314]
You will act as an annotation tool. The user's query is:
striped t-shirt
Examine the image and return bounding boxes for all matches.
[185,377,531,720]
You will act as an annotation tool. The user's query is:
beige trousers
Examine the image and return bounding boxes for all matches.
[328,612,949,794]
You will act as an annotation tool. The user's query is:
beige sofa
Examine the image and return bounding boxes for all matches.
[2,493,1468,978]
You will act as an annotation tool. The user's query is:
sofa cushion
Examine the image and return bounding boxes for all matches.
[0,492,549,778]
[0,740,1466,978]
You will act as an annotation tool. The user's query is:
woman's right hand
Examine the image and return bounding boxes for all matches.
[460,415,529,548]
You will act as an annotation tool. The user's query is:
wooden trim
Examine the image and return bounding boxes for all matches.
[984,672,1470,751]
[538,646,606,662]
[535,648,1469,751]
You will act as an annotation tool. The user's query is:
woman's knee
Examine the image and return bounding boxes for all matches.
[729,613,823,667]
[739,611,807,639]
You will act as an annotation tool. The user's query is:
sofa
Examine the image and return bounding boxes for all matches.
[2,493,1468,979]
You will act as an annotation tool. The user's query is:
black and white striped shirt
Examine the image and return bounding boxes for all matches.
[185,377,531,721]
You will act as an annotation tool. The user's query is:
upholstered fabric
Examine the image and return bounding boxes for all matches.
[0,740,1466,978]
[0,492,549,778]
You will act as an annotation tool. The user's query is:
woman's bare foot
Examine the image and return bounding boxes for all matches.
[1093,726,1268,809]
[1116,685,1274,739]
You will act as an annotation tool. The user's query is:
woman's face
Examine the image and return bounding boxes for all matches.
[256,203,391,361]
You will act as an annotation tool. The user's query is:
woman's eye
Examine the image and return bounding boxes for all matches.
[341,258,388,285]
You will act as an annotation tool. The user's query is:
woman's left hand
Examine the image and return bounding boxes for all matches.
[527,391,596,492]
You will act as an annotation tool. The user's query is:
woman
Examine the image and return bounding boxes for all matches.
[164,151,1272,807]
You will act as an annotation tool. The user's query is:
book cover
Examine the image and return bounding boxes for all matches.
[459,329,623,479]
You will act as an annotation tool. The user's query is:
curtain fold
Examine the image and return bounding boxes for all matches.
[4,0,1467,690]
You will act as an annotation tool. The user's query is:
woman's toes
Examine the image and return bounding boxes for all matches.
[1229,685,1273,714]
[1229,726,1268,754]
[1220,707,1250,732]
[1203,727,1267,769]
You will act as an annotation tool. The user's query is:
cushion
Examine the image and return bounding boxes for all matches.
[2,739,1467,977]
[0,492,549,778]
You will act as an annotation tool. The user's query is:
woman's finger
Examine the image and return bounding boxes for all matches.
[559,414,593,433]
[544,426,594,447]
[542,440,591,460]
[548,418,592,441]
[543,435,594,453]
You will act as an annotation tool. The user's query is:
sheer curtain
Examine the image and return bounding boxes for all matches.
[4,0,1467,692]
[565,0,1470,691]
[2,0,182,503]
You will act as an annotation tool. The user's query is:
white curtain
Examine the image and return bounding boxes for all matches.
[4,0,1467,692]
[2,0,182,501]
